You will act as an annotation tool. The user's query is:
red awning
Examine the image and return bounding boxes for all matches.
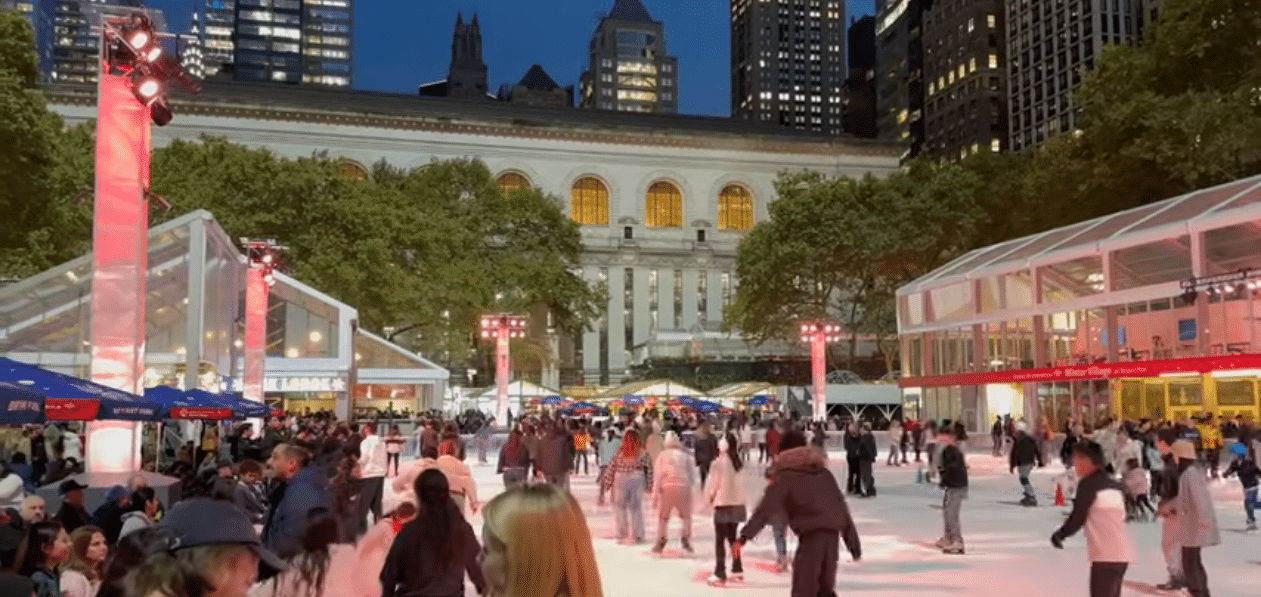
[45,399,102,421]
[898,353,1261,389]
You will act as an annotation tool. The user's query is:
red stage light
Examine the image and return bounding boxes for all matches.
[136,79,160,98]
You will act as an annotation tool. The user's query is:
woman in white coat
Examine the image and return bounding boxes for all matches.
[704,433,747,587]
[0,462,27,511]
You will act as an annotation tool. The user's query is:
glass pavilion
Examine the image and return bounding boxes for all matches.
[1,210,448,417]
[897,174,1261,432]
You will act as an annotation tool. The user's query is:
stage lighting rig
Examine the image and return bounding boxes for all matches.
[102,11,200,127]
[242,239,287,287]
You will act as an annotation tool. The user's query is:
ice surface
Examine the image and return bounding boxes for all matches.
[383,450,1258,597]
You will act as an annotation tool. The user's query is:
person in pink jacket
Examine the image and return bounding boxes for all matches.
[651,431,696,554]
[704,433,747,587]
[353,503,417,597]
[392,444,479,516]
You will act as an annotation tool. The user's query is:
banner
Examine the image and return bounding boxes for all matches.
[899,353,1261,389]
[45,399,102,421]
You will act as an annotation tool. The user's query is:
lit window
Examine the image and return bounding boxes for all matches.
[718,185,755,231]
[991,138,1001,152]
[497,172,530,195]
[988,14,996,28]
[969,57,977,73]
[989,54,999,68]
[968,18,974,32]
[571,177,609,225]
[646,181,683,228]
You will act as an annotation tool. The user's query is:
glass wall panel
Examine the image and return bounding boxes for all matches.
[1039,255,1103,303]
[978,278,1001,314]
[1003,270,1034,309]
[1109,236,1191,291]
[1204,222,1261,273]
[905,292,925,326]
[929,282,973,323]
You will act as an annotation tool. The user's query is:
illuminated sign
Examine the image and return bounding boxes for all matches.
[878,0,908,34]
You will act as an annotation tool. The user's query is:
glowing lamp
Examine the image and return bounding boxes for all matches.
[128,30,150,50]
[145,46,162,62]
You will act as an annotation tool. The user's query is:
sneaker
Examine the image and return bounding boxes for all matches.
[681,537,693,553]
[774,556,790,573]
[651,538,666,554]
[941,541,965,555]
[1246,522,1258,533]
[706,575,726,587]
[1155,579,1184,591]
[729,573,744,583]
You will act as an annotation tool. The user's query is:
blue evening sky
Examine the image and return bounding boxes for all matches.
[148,0,877,117]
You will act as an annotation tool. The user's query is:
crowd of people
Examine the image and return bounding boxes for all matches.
[0,406,1252,597]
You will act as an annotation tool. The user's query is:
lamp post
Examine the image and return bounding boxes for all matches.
[800,320,842,422]
[481,314,527,424]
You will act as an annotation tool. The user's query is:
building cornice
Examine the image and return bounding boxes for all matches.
[43,83,905,159]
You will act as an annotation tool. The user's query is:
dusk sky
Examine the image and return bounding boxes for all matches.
[148,0,878,117]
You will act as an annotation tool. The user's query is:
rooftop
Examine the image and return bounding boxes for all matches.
[607,0,656,23]
[43,81,902,157]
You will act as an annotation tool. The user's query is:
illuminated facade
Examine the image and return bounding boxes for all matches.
[730,0,847,134]
[46,81,901,386]
[922,0,1008,159]
[875,0,924,154]
[579,0,678,113]
[188,0,352,87]
[897,175,1261,431]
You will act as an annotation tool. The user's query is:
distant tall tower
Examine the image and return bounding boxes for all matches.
[579,0,678,113]
[187,0,352,87]
[731,0,846,133]
[447,12,489,99]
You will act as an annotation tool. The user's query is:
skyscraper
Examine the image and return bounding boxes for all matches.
[187,0,352,87]
[579,0,678,113]
[730,0,847,134]
[875,0,925,155]
[1006,0,1145,150]
[843,16,878,138]
[5,0,166,84]
[921,0,1008,159]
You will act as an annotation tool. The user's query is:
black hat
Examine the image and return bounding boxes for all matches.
[158,498,286,575]
[58,479,89,494]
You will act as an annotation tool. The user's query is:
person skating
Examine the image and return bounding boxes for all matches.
[886,419,903,467]
[936,426,968,555]
[694,422,719,488]
[1222,441,1261,532]
[858,424,877,497]
[1050,441,1135,597]
[1154,428,1185,591]
[1163,439,1220,597]
[1010,422,1043,506]
[843,423,861,495]
[735,430,861,597]
[704,434,746,586]
[651,431,695,554]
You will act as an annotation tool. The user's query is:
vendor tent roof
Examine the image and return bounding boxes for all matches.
[473,381,562,401]
[707,381,776,400]
[591,379,704,401]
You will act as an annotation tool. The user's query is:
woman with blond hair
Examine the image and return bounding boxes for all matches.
[481,484,603,597]
[601,427,649,544]
[61,525,108,597]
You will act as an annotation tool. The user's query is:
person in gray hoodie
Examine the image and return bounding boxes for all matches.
[118,487,160,540]
[1163,439,1219,597]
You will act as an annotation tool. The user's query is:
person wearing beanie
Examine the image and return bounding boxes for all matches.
[735,430,861,597]
[1050,441,1135,597]
[1010,421,1043,507]
[704,433,746,586]
[651,431,696,554]
[1163,439,1219,597]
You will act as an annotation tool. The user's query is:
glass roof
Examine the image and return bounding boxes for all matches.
[903,174,1261,293]
[354,330,438,370]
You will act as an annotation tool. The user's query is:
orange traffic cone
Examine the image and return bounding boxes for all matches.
[1055,482,1066,507]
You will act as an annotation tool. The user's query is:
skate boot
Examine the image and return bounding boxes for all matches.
[729,573,744,583]
[934,536,950,548]
[774,556,790,573]
[1247,521,1258,533]
[651,538,666,554]
[680,537,693,553]
[706,575,726,587]
[941,541,965,555]
[1020,495,1038,507]
[1155,578,1185,591]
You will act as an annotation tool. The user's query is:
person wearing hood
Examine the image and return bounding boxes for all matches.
[1010,421,1044,507]
[118,487,160,540]
[1162,439,1219,597]
[736,430,861,597]
[703,433,747,587]
[651,431,696,554]
[90,485,130,545]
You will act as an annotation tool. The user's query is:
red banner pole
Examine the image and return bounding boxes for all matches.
[243,267,268,406]
[496,326,510,424]
[812,333,827,422]
[86,74,150,474]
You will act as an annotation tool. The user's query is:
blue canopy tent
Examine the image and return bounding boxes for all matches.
[540,395,565,406]
[145,387,233,420]
[0,381,46,424]
[218,392,272,418]
[622,395,644,406]
[677,395,701,408]
[0,358,161,421]
[747,395,771,406]
[695,400,722,413]
[559,401,609,416]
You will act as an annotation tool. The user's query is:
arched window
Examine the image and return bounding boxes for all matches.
[570,177,609,225]
[336,161,368,181]
[718,184,755,230]
[497,171,531,195]
[646,181,683,228]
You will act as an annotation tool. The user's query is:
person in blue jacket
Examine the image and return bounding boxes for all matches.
[1223,441,1261,532]
[262,443,331,566]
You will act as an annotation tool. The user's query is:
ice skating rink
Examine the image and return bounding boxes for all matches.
[386,450,1258,597]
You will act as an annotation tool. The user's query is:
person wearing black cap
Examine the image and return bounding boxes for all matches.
[118,498,286,597]
[53,480,91,534]
[0,570,35,597]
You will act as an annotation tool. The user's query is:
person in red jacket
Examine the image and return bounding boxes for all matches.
[766,422,783,462]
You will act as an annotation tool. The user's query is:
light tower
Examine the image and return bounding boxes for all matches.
[241,239,284,412]
[480,314,527,424]
[800,320,842,422]
[87,10,198,474]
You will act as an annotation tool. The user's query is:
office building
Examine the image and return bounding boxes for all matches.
[875,0,925,155]
[578,0,678,113]
[843,16,878,138]
[730,0,847,134]
[1006,0,1144,151]
[187,0,352,87]
[922,0,1008,159]
[5,0,166,84]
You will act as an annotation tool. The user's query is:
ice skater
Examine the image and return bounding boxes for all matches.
[704,433,746,586]
[650,431,695,554]
[1223,441,1261,532]
[1010,422,1043,506]
[1050,441,1135,597]
[936,426,968,555]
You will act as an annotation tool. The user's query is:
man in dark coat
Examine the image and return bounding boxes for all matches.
[91,485,131,544]
[858,424,878,497]
[1009,422,1044,506]
[535,422,573,490]
[262,443,331,564]
[737,430,861,597]
[843,423,861,495]
[693,422,719,488]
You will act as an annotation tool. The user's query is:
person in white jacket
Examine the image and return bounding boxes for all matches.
[357,424,388,528]
[704,433,748,587]
[651,431,696,554]
[0,462,26,511]
[887,420,904,466]
[61,430,83,465]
